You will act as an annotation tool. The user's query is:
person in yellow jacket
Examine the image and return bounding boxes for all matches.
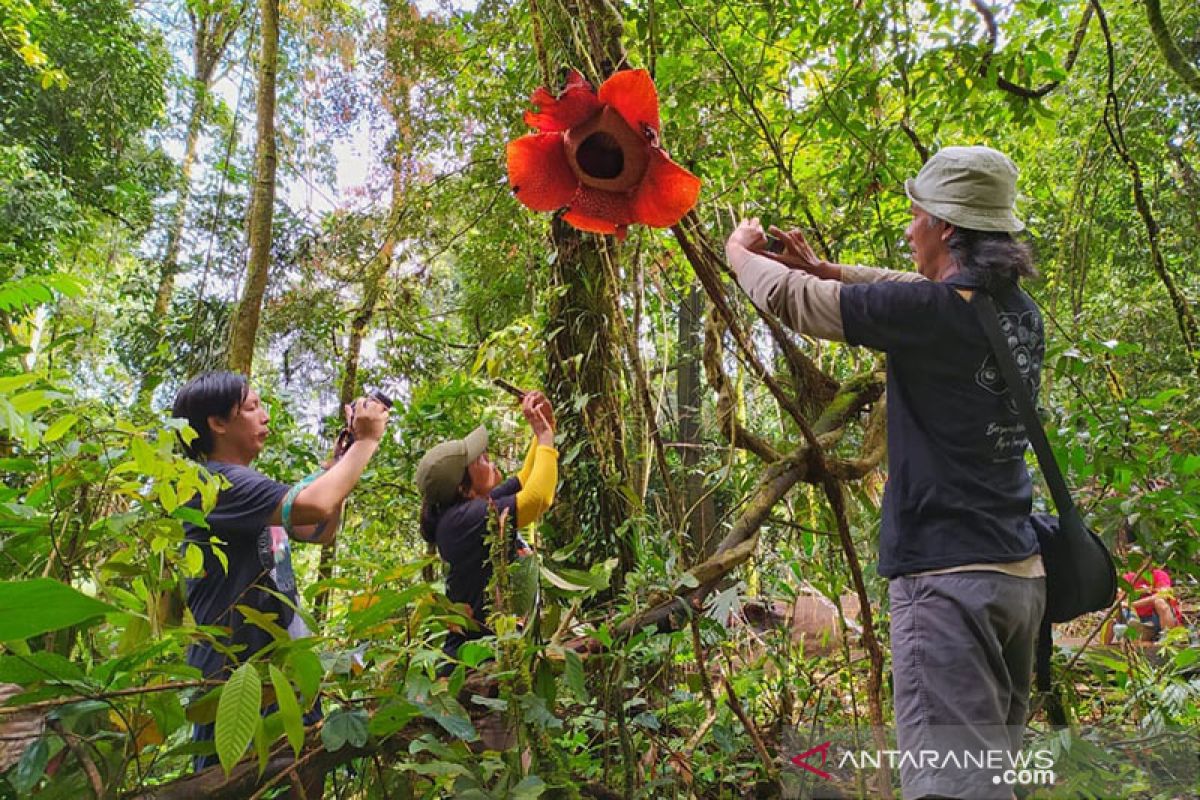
[416,391,558,668]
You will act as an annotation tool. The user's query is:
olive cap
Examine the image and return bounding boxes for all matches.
[415,426,488,506]
[905,145,1024,233]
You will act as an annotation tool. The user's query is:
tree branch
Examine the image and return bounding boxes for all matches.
[971,1,1094,99]
[1142,0,1200,95]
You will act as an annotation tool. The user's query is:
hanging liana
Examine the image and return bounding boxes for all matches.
[507,68,701,239]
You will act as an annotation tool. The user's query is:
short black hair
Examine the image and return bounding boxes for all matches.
[172,371,249,460]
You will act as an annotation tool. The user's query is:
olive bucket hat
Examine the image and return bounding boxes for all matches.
[904,145,1025,233]
[415,425,489,506]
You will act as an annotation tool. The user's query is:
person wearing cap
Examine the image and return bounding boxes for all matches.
[726,146,1046,798]
[416,391,559,668]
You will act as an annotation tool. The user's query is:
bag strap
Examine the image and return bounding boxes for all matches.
[971,291,1076,518]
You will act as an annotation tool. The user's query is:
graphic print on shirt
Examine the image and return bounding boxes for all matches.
[256,525,297,593]
[255,525,312,638]
[975,309,1044,459]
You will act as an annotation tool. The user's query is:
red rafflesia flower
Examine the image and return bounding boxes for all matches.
[506,69,701,239]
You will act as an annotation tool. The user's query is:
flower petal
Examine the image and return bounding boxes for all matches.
[597,69,660,137]
[507,133,578,212]
[630,148,702,228]
[523,70,601,133]
[564,186,636,238]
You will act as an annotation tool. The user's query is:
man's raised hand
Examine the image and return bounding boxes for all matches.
[762,226,839,280]
[348,395,389,444]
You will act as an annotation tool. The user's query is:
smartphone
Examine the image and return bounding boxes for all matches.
[493,378,527,400]
[763,234,786,254]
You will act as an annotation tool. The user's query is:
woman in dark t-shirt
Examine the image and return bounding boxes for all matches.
[415,391,558,664]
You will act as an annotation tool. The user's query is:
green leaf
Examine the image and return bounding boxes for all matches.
[11,735,49,794]
[368,701,420,737]
[564,650,586,699]
[538,564,591,593]
[517,693,561,730]
[511,775,547,799]
[215,664,262,775]
[235,604,289,643]
[406,676,476,740]
[184,543,204,576]
[42,413,78,443]
[0,652,86,685]
[510,554,539,616]
[286,648,323,705]
[269,665,305,756]
[0,579,115,640]
[253,713,271,776]
[9,389,51,415]
[452,642,492,670]
[321,707,369,751]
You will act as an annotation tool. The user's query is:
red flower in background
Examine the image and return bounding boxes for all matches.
[506,69,701,239]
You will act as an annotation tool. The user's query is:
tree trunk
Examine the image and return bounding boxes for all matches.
[139,5,242,402]
[536,0,634,578]
[314,0,416,616]
[314,196,400,619]
[543,222,632,576]
[676,284,716,562]
[226,0,279,376]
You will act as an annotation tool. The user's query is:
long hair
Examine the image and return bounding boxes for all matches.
[944,225,1037,291]
[419,468,474,544]
[171,371,249,461]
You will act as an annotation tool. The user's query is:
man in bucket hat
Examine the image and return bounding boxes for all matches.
[726,145,1046,799]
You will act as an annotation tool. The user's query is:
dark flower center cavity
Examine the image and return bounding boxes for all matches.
[576,131,625,179]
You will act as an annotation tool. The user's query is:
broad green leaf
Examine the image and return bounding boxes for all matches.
[286,647,323,705]
[253,713,271,776]
[0,374,38,394]
[511,775,547,799]
[42,413,78,443]
[184,543,204,576]
[0,652,86,685]
[11,735,50,794]
[368,701,420,737]
[406,676,476,740]
[563,650,586,699]
[159,480,178,513]
[510,553,539,616]
[235,604,289,642]
[269,665,305,756]
[215,664,262,775]
[0,579,115,640]
[456,641,495,668]
[321,707,369,751]
[538,564,591,593]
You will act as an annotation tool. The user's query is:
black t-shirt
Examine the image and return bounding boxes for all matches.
[432,477,521,650]
[839,273,1043,578]
[183,462,298,678]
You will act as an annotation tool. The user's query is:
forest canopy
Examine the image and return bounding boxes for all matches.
[0,0,1198,796]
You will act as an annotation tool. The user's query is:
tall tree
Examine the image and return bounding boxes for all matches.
[226,0,279,375]
[676,284,716,561]
[314,0,423,615]
[534,0,635,577]
[138,0,245,403]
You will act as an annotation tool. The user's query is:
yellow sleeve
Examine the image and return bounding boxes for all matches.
[516,445,558,527]
[516,435,539,487]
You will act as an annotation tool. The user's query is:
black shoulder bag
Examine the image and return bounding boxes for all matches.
[972,291,1117,724]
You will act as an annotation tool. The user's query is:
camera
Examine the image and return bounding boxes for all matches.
[763,233,786,254]
[333,389,394,458]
